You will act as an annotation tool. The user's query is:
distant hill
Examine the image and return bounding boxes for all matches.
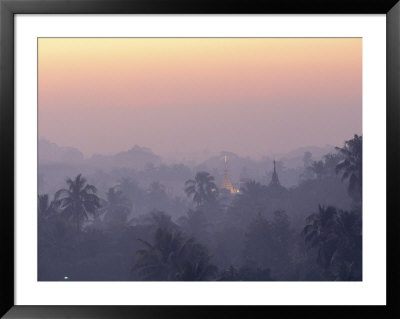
[88,145,162,170]
[39,140,162,170]
[38,138,84,164]
[38,139,335,182]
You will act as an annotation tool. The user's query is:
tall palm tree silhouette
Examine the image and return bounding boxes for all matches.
[301,205,338,269]
[184,171,218,207]
[335,134,362,200]
[302,205,362,280]
[55,174,100,234]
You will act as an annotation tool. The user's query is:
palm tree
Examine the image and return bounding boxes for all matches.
[174,240,218,281]
[54,174,100,234]
[102,187,132,228]
[323,153,343,176]
[335,134,362,200]
[331,209,362,280]
[301,205,362,280]
[184,172,218,207]
[133,228,217,281]
[308,160,325,179]
[38,194,57,219]
[133,228,185,280]
[301,205,339,269]
[143,210,179,231]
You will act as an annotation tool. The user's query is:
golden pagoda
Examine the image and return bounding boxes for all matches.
[220,156,238,194]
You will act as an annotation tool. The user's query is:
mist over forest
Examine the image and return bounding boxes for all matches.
[38,135,362,281]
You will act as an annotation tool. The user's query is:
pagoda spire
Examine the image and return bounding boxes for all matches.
[269,160,281,187]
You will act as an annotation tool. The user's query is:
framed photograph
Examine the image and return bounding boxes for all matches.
[1,0,399,318]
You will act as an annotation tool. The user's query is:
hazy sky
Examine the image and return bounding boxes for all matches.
[38,38,362,159]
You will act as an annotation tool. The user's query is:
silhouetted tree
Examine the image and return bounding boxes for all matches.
[102,187,132,229]
[229,181,268,225]
[301,205,338,269]
[178,209,211,239]
[38,194,57,219]
[301,205,362,280]
[335,134,362,201]
[242,210,293,279]
[323,153,343,175]
[142,210,179,232]
[117,177,146,216]
[55,174,101,234]
[331,209,362,280]
[133,228,217,281]
[173,238,218,281]
[184,171,218,207]
[299,151,315,181]
[301,152,343,182]
[38,135,363,282]
[309,160,325,179]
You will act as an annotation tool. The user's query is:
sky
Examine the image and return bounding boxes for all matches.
[38,38,362,160]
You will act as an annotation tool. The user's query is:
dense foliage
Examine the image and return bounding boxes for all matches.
[38,135,362,281]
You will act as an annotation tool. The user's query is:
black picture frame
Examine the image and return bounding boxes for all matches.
[1,0,399,318]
